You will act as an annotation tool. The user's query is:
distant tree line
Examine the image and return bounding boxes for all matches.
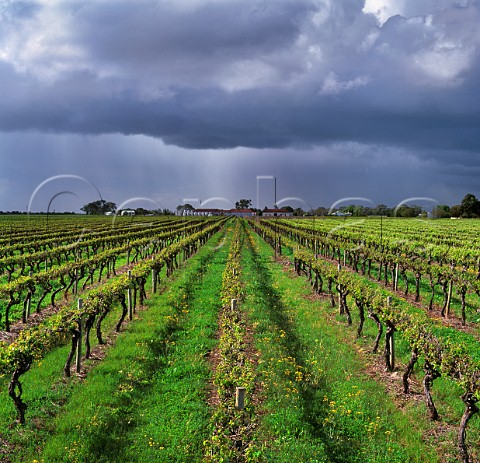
[432,193,480,218]
[80,199,173,216]
[261,193,480,218]
[307,193,480,218]
[2,194,478,218]
[173,194,480,218]
[0,211,77,215]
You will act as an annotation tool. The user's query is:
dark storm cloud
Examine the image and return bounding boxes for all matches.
[1,68,479,152]
[75,1,311,64]
[0,0,479,153]
[0,0,479,211]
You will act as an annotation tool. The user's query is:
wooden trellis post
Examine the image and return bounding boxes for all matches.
[152,268,158,293]
[73,268,79,295]
[394,263,399,291]
[235,387,246,410]
[26,271,33,320]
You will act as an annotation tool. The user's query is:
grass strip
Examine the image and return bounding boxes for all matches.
[119,227,232,462]
[277,231,480,459]
[241,224,439,463]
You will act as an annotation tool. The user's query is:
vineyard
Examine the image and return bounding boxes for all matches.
[0,215,479,462]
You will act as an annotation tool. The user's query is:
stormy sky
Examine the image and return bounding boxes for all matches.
[0,0,479,213]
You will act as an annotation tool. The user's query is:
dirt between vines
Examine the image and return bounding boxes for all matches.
[277,255,460,463]
[206,304,265,413]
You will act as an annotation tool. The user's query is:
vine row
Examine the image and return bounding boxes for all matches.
[249,218,479,463]
[0,219,225,425]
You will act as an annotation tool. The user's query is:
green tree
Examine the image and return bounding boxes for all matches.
[450,205,462,218]
[396,205,422,217]
[460,194,480,218]
[176,203,194,211]
[343,204,369,216]
[432,205,451,218]
[371,204,393,216]
[314,207,328,216]
[81,199,116,215]
[135,207,150,215]
[293,207,305,216]
[235,199,252,209]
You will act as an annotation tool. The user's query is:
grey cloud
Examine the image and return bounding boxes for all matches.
[0,0,40,23]
[77,1,312,59]
[0,0,479,212]
[0,1,478,150]
[1,68,479,153]
[6,0,314,89]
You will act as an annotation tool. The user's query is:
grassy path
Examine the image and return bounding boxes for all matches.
[242,225,439,462]
[2,227,231,463]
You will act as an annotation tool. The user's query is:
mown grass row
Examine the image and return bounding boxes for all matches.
[0,227,231,462]
[241,224,439,462]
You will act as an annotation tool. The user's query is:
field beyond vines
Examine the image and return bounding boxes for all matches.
[0,215,479,462]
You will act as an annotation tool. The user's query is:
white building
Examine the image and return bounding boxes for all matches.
[262,208,293,217]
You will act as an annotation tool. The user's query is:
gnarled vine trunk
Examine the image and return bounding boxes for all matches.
[8,356,33,424]
[64,325,81,377]
[356,300,365,338]
[458,392,479,463]
[403,348,419,394]
[368,311,383,353]
[423,363,440,421]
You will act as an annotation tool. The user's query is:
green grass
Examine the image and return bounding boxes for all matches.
[241,226,440,463]
[1,228,230,463]
[1,220,477,463]
[276,235,479,461]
